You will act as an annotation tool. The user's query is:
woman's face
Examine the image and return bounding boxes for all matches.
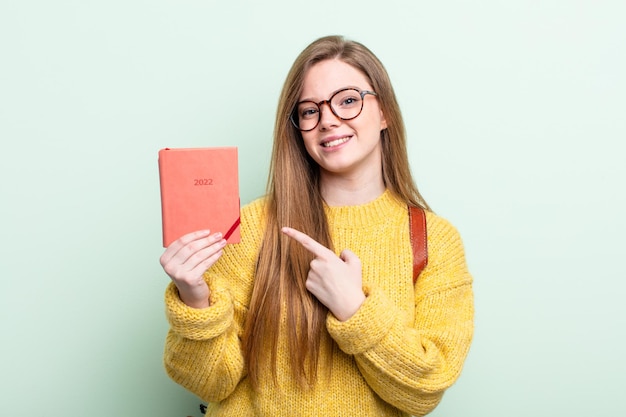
[298,59,387,179]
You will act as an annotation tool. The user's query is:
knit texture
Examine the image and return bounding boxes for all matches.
[164,190,474,416]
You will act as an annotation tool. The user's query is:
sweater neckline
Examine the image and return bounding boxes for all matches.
[323,189,405,228]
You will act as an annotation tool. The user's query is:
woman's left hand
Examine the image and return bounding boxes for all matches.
[281,226,366,321]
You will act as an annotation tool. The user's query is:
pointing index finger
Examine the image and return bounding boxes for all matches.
[281,227,333,258]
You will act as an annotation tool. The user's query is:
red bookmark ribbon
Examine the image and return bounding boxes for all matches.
[224,217,241,241]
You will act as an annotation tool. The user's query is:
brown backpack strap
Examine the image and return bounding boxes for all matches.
[409,206,428,284]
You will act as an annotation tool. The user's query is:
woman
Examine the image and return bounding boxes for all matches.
[160,35,474,416]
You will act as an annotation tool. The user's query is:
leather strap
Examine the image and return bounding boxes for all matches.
[408,206,428,284]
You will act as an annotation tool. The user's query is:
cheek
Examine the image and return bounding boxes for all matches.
[301,135,319,157]
[356,117,385,138]
[354,108,385,133]
[371,109,387,131]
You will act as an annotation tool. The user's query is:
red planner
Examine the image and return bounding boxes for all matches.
[158,147,240,247]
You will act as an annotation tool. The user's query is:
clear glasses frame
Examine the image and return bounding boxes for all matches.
[290,87,378,132]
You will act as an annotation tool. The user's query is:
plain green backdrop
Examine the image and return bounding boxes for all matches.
[1,1,625,416]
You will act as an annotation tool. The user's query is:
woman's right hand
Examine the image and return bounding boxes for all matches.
[160,230,227,309]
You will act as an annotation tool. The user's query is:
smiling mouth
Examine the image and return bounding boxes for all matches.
[322,136,352,148]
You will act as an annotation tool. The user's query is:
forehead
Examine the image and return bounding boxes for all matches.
[300,59,371,100]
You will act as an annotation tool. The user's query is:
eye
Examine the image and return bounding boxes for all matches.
[334,91,361,108]
[298,104,319,119]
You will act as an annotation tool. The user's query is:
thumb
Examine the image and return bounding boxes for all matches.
[340,249,361,266]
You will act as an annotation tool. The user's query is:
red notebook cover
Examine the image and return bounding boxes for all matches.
[158,147,240,247]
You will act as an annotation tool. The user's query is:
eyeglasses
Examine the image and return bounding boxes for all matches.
[290,87,378,131]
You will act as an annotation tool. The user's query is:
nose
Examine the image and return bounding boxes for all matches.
[318,101,340,129]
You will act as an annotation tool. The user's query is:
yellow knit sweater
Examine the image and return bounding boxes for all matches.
[164,190,474,416]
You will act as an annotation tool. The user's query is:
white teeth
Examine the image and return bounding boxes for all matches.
[322,137,350,147]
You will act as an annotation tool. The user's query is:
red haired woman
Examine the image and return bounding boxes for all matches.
[160,35,474,417]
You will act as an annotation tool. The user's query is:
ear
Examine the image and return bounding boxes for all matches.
[379,108,388,130]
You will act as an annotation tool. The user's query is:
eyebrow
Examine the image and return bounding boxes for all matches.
[298,85,364,103]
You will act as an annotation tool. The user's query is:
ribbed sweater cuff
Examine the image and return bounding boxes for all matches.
[164,282,234,341]
[326,284,396,355]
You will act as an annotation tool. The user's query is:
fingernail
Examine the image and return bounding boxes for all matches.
[213,232,222,239]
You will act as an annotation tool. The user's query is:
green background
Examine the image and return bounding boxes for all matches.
[2,1,624,416]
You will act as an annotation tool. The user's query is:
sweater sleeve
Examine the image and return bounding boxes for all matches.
[163,281,245,402]
[326,213,474,416]
[162,199,264,403]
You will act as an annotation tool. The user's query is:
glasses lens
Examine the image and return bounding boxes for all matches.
[294,102,320,131]
[331,89,363,121]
